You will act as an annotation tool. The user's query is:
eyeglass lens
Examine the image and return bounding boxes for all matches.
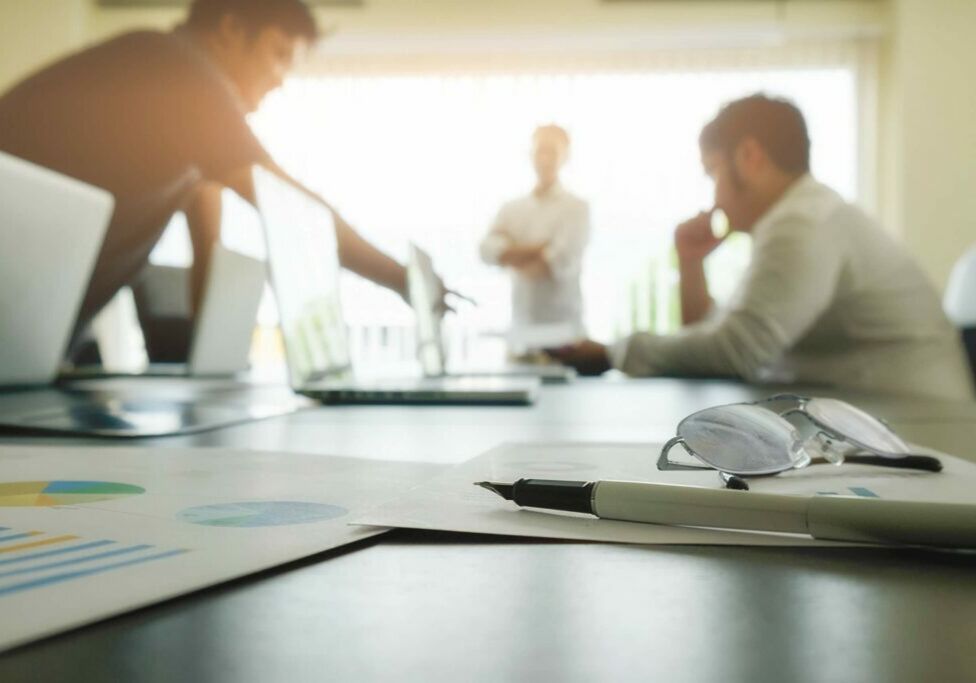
[678,404,809,476]
[803,398,910,456]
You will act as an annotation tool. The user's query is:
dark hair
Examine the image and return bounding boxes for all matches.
[187,0,319,42]
[699,94,810,174]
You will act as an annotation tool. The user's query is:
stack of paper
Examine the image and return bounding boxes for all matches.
[352,441,976,546]
[0,445,439,651]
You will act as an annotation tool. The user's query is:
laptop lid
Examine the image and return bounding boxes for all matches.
[0,151,114,386]
[252,167,352,389]
[407,243,446,377]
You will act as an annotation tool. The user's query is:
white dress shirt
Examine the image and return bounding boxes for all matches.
[480,184,591,336]
[612,174,974,400]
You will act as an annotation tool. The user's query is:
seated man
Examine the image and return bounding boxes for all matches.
[0,0,448,363]
[479,124,591,346]
[554,94,973,401]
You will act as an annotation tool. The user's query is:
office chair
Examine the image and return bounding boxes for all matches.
[944,245,976,386]
[131,264,193,363]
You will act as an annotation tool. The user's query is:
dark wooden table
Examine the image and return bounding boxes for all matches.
[2,378,975,682]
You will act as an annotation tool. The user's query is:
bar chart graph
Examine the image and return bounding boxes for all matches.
[0,526,188,597]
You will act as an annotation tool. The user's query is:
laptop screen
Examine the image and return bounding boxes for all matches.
[0,151,113,386]
[253,167,351,388]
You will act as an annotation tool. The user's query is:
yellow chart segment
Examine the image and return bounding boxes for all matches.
[0,482,145,507]
[0,535,79,554]
[2,494,56,507]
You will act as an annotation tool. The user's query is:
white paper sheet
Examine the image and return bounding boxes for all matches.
[352,441,976,547]
[0,446,440,652]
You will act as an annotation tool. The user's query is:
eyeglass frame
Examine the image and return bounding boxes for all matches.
[658,393,940,475]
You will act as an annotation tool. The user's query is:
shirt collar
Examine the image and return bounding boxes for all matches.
[749,173,818,238]
[533,182,566,202]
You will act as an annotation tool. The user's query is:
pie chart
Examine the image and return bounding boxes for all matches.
[177,501,348,527]
[0,481,146,507]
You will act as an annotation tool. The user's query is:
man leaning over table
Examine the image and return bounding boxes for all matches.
[0,0,457,364]
[552,94,974,401]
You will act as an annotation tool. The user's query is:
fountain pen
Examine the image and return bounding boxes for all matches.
[476,478,976,549]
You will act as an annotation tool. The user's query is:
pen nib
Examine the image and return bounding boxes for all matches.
[474,481,515,500]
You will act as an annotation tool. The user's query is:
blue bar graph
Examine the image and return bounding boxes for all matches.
[0,549,188,597]
[0,544,154,580]
[0,540,115,567]
[0,527,189,598]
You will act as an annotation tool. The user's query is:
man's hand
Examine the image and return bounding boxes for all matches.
[433,276,477,316]
[674,211,726,263]
[547,340,612,376]
[674,211,726,326]
[517,256,550,280]
[499,243,551,280]
[500,243,547,268]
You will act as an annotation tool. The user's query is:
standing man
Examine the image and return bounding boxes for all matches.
[479,124,591,345]
[552,95,972,400]
[0,0,442,360]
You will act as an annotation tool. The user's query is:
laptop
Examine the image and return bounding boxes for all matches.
[0,152,301,437]
[407,244,576,384]
[253,168,539,406]
[63,245,265,378]
[0,151,113,387]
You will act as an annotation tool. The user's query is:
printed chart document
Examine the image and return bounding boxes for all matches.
[353,441,976,547]
[0,446,439,652]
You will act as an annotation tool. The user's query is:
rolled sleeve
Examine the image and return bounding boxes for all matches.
[542,201,590,281]
[480,205,514,265]
[480,231,510,265]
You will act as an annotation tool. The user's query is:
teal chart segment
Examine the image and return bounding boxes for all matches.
[177,501,348,528]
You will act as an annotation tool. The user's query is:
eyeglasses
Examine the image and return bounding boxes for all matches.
[658,394,942,489]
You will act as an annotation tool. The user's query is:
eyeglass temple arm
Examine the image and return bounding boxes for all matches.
[658,437,713,472]
[757,393,808,405]
[810,453,943,472]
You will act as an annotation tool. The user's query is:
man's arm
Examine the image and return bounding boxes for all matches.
[500,243,548,270]
[185,181,224,316]
[479,204,514,266]
[555,218,842,380]
[618,218,841,380]
[219,162,407,299]
[509,249,550,280]
[674,211,725,326]
[678,258,711,326]
[480,202,559,278]
[533,201,591,282]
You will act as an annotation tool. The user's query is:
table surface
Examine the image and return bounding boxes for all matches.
[1,377,975,682]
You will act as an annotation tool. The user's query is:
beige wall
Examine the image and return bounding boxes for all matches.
[880,0,976,289]
[1,0,973,288]
[83,0,883,42]
[0,0,88,91]
[3,0,888,77]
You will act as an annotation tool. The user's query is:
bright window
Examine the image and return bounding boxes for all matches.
[152,49,868,364]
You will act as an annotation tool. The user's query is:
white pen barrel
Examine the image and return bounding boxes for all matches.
[807,497,976,548]
[592,481,810,535]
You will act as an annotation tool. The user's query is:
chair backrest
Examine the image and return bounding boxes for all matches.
[945,246,976,387]
[132,264,192,363]
[962,328,976,387]
[945,246,976,327]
